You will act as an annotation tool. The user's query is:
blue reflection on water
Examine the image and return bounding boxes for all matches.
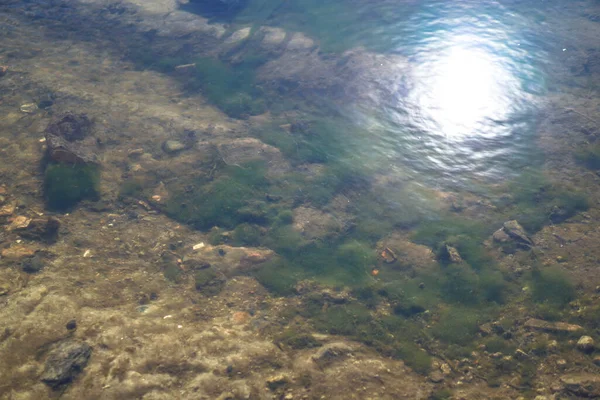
[346,1,549,185]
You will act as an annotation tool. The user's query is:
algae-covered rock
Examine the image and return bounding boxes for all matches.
[194,267,226,296]
[44,163,100,210]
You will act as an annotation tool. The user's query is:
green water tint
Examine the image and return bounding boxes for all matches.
[233,0,417,53]
[149,131,590,375]
[124,0,593,375]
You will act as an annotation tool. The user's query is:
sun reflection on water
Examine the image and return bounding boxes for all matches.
[411,40,519,140]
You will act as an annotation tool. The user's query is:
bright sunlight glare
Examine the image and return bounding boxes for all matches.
[413,43,515,140]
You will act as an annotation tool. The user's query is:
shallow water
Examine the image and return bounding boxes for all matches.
[185,0,571,188]
[2,0,600,397]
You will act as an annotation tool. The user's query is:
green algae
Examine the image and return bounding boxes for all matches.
[575,143,600,170]
[498,171,589,232]
[232,223,264,246]
[530,265,576,307]
[191,56,266,118]
[275,326,322,349]
[432,307,493,346]
[166,161,271,229]
[251,257,300,296]
[44,163,100,211]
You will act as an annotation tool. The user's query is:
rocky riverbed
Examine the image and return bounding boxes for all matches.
[1,0,600,399]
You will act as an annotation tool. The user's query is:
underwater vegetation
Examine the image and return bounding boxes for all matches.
[166,161,272,230]
[575,143,600,170]
[497,170,589,233]
[44,163,100,211]
[190,56,267,118]
[289,297,433,373]
[529,265,575,307]
[432,307,493,346]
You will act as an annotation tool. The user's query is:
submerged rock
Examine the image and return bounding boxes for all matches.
[266,373,290,391]
[441,244,464,264]
[576,336,595,353]
[493,220,534,249]
[162,140,186,154]
[44,113,98,165]
[380,247,397,264]
[21,254,45,273]
[428,370,444,383]
[311,342,354,368]
[45,134,98,165]
[561,374,600,398]
[45,113,92,142]
[40,340,92,389]
[523,318,583,333]
[13,217,60,243]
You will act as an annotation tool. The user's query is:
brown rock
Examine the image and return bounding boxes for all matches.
[231,311,251,325]
[378,234,437,270]
[428,370,444,383]
[1,245,37,260]
[0,203,15,217]
[13,217,60,243]
[8,216,31,230]
[492,228,511,243]
[524,318,583,333]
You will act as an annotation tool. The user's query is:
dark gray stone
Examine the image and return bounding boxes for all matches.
[45,134,98,165]
[21,255,44,274]
[41,340,92,389]
[45,113,92,142]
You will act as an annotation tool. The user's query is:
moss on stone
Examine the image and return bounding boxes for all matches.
[44,163,100,211]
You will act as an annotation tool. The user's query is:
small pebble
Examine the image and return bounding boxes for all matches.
[66,320,77,330]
